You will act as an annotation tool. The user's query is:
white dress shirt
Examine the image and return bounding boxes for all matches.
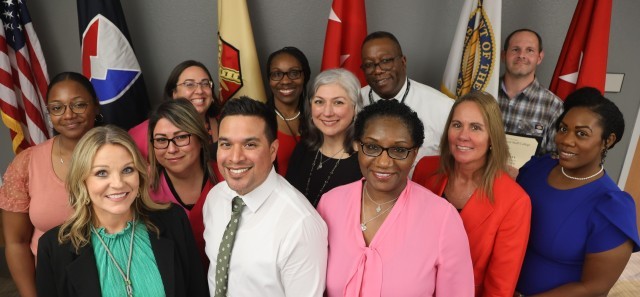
[203,167,328,297]
[361,79,454,174]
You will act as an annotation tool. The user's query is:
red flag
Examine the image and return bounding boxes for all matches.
[550,0,612,100]
[321,0,367,86]
[0,0,51,154]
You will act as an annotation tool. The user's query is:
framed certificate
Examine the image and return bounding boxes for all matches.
[506,132,541,168]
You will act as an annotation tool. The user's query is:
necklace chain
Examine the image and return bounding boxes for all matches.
[364,185,398,213]
[561,166,604,181]
[360,183,398,231]
[91,218,136,297]
[275,109,301,121]
[317,147,345,170]
[307,149,345,207]
[57,137,66,164]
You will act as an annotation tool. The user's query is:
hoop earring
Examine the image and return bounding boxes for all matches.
[95,113,104,124]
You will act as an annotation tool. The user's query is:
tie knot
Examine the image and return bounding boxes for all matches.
[232,196,245,213]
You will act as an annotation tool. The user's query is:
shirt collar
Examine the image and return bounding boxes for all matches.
[225,167,278,213]
[500,76,541,100]
[370,78,409,102]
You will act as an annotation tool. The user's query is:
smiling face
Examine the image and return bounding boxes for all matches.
[503,31,543,79]
[47,80,98,140]
[152,118,202,176]
[447,101,490,169]
[555,107,609,177]
[172,66,214,116]
[311,83,356,141]
[358,116,416,196]
[269,53,305,107]
[217,115,278,195]
[361,37,407,99]
[86,144,139,225]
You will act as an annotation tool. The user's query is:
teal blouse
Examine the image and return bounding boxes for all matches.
[91,220,166,297]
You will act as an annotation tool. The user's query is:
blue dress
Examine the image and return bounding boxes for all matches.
[516,155,640,295]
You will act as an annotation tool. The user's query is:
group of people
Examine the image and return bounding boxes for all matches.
[0,28,638,297]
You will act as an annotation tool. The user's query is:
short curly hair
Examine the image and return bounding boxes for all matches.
[354,99,424,148]
[556,87,625,149]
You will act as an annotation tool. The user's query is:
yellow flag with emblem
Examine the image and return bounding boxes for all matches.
[217,0,266,103]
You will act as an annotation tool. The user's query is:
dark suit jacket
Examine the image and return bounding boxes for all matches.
[36,204,209,297]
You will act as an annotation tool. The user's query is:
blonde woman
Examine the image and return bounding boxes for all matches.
[36,125,208,297]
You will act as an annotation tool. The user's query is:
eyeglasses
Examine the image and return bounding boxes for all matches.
[358,141,416,160]
[176,80,213,91]
[152,134,192,149]
[46,102,90,116]
[360,56,401,74]
[269,69,303,81]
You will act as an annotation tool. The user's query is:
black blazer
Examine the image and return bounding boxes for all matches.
[36,204,209,297]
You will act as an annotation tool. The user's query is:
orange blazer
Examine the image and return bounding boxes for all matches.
[413,157,531,297]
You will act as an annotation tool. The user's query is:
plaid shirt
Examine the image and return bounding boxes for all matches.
[498,77,563,155]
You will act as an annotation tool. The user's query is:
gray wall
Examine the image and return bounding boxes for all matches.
[1,0,639,182]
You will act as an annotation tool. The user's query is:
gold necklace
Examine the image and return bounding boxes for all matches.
[57,137,67,164]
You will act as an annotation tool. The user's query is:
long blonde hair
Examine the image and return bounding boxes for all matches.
[438,91,510,203]
[58,125,169,252]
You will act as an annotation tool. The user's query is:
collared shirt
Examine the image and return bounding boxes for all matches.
[203,167,328,297]
[361,79,454,174]
[498,77,564,155]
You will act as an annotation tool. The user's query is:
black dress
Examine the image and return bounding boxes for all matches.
[285,143,362,207]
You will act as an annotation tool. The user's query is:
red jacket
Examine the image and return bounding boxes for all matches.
[413,157,531,297]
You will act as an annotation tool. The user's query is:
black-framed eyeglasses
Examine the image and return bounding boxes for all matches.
[176,80,213,91]
[360,56,401,74]
[152,134,192,149]
[46,102,90,116]
[269,69,303,81]
[358,141,416,160]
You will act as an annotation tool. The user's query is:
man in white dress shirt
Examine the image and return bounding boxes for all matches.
[360,31,453,174]
[203,96,327,297]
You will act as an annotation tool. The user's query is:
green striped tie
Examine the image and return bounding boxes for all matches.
[214,196,245,297]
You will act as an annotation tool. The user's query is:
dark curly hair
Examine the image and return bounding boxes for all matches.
[354,99,424,148]
[556,87,625,149]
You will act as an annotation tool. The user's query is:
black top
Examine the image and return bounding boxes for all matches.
[36,205,209,297]
[286,143,362,207]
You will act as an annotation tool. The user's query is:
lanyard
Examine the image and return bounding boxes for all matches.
[368,79,411,105]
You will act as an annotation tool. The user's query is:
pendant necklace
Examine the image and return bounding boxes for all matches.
[307,150,347,207]
[360,184,398,231]
[316,147,345,170]
[57,137,66,164]
[364,185,398,213]
[91,218,136,297]
[561,165,604,181]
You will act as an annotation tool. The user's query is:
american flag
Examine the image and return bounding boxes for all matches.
[0,0,50,154]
